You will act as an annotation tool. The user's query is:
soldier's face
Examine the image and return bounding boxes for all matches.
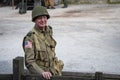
[35,16,47,28]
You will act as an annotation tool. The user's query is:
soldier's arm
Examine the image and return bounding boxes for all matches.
[23,34,44,74]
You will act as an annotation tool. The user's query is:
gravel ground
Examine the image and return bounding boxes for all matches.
[0,4,120,74]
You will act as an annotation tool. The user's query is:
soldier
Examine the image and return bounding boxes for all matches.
[62,0,68,8]
[45,0,55,9]
[23,6,64,79]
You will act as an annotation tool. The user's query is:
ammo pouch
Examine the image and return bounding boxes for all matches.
[53,57,64,76]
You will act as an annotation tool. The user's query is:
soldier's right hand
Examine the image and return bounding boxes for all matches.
[42,71,52,79]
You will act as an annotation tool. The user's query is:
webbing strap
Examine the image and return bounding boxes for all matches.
[32,26,52,49]
[32,28,41,51]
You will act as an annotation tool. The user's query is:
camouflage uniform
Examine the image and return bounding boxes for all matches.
[23,6,63,75]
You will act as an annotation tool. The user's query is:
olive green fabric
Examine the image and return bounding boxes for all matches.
[32,6,50,21]
[23,25,64,75]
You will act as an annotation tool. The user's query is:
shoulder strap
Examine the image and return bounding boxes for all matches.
[31,28,41,51]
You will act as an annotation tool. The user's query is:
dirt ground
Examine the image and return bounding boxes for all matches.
[0,4,120,74]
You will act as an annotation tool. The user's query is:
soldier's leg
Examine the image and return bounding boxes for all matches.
[45,0,49,8]
[49,0,55,9]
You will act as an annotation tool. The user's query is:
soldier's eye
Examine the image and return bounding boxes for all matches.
[43,16,47,19]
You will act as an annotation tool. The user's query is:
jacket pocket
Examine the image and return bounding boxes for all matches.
[35,50,47,61]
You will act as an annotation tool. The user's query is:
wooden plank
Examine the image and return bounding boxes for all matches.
[0,74,13,80]
[23,70,120,80]
[23,70,94,79]
[62,71,94,78]
[0,73,120,80]
[51,76,92,80]
[23,74,92,80]
[103,73,120,79]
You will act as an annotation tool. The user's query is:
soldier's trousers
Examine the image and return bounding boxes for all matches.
[45,0,54,7]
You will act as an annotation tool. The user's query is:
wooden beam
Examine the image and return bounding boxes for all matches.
[23,74,92,80]
[13,57,24,80]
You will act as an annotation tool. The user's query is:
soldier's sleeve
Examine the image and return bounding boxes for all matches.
[23,33,44,74]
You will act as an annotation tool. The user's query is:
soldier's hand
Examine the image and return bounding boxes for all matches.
[42,71,52,79]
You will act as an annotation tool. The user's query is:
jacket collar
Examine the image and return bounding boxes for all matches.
[34,25,49,33]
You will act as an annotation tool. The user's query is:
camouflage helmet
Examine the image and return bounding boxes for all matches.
[32,6,50,22]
